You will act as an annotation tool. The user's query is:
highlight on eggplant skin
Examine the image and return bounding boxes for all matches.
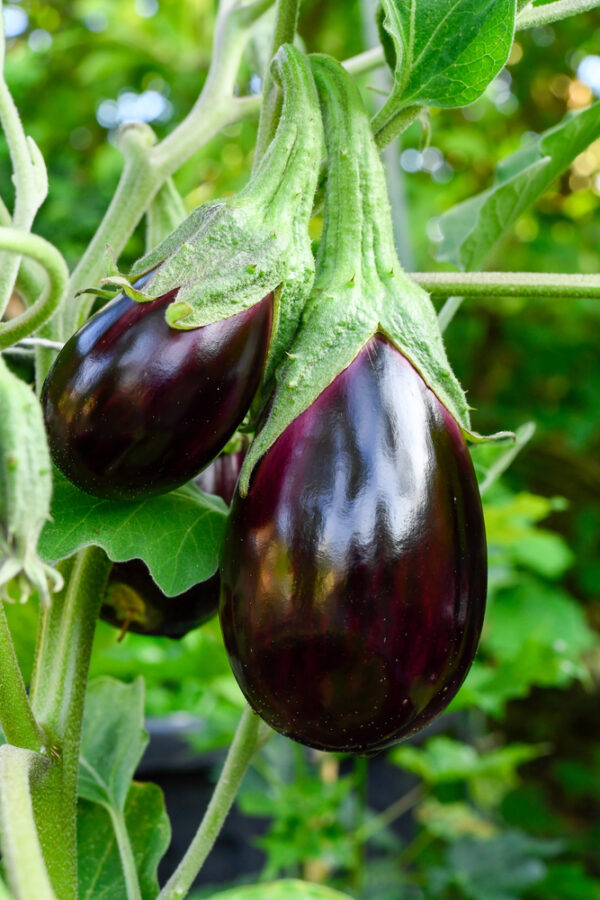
[101,450,246,639]
[41,277,273,500]
[220,335,487,754]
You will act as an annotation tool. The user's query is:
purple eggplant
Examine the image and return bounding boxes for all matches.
[102,450,245,638]
[195,449,245,507]
[101,557,220,639]
[42,279,272,500]
[220,336,487,753]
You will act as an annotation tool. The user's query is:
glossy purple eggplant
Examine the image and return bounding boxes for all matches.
[42,278,272,499]
[220,335,487,754]
[102,557,220,639]
[102,450,245,638]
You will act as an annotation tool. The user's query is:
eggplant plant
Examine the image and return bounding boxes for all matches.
[0,0,598,899]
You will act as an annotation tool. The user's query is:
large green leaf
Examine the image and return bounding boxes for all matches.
[39,470,228,596]
[377,0,515,109]
[77,783,170,900]
[211,881,354,899]
[436,101,600,270]
[77,677,170,900]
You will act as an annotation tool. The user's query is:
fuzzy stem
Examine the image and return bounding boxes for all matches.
[251,0,301,170]
[343,45,388,77]
[0,746,57,900]
[373,104,420,149]
[517,0,600,27]
[29,548,111,900]
[0,14,47,318]
[0,605,44,751]
[0,229,69,349]
[157,707,268,900]
[410,270,600,299]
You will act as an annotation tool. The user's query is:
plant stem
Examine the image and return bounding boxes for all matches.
[30,548,111,900]
[438,295,464,332]
[157,706,267,900]
[108,807,143,900]
[411,270,600,299]
[0,228,69,349]
[343,45,387,77]
[479,421,536,496]
[0,2,48,319]
[0,604,44,751]
[251,0,300,170]
[0,746,57,900]
[355,784,422,842]
[374,105,420,149]
[517,0,600,28]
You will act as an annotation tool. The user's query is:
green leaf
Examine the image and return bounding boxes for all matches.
[436,101,600,270]
[78,677,148,810]
[484,581,596,664]
[390,736,542,785]
[431,829,563,900]
[377,0,516,109]
[77,678,170,899]
[211,881,354,899]
[77,782,170,900]
[39,470,228,597]
[415,798,496,841]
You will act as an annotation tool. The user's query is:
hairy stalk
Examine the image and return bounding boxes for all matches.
[29,548,111,900]
[0,746,57,900]
[251,0,301,170]
[0,229,69,349]
[0,1,48,318]
[410,270,600,299]
[157,707,270,900]
[517,0,600,27]
[0,604,44,751]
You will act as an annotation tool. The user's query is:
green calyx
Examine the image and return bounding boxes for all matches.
[240,54,509,495]
[108,43,324,383]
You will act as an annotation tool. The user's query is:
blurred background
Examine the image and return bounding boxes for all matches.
[1,0,599,897]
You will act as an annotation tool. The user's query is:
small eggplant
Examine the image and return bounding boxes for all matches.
[102,450,245,638]
[195,449,246,507]
[42,277,272,500]
[101,557,220,640]
[220,336,487,753]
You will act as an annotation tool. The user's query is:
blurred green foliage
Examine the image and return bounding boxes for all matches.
[2,1,599,897]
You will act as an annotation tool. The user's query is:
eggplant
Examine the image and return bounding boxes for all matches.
[42,278,272,500]
[101,557,220,639]
[102,450,245,638]
[220,336,487,754]
[195,449,245,507]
